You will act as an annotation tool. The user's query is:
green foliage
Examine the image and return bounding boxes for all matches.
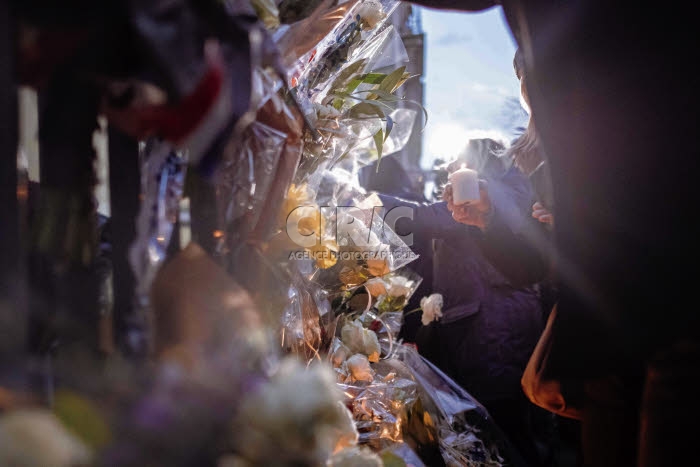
[324,63,427,169]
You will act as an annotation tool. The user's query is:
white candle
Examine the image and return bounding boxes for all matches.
[449,167,480,205]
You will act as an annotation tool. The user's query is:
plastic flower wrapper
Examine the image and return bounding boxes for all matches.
[215,66,305,259]
[229,358,358,466]
[278,2,407,184]
[294,63,419,184]
[274,0,362,72]
[339,365,419,448]
[335,268,422,361]
[313,21,410,110]
[250,0,281,30]
[128,140,188,353]
[296,0,400,101]
[309,24,408,106]
[280,266,330,363]
[291,18,417,185]
[310,208,417,293]
[277,0,399,100]
[308,27,423,170]
[386,345,518,466]
[293,177,417,295]
[370,269,423,315]
[329,337,353,369]
[292,106,379,187]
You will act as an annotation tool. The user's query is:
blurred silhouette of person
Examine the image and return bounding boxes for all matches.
[408,2,700,466]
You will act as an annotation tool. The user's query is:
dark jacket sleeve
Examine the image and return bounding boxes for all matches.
[477,165,549,286]
[377,170,548,286]
[376,194,463,259]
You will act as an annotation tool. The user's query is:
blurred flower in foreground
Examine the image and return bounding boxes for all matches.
[231,357,357,465]
[0,409,93,467]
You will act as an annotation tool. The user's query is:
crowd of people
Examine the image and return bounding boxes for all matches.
[360,1,700,466]
[358,46,566,466]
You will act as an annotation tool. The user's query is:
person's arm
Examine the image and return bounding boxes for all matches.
[376,193,466,244]
[450,166,549,286]
[483,167,549,285]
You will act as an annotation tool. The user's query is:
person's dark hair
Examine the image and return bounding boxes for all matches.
[453,138,508,176]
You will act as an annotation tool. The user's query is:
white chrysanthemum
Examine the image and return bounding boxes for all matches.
[345,354,374,383]
[234,358,352,465]
[331,339,352,368]
[387,276,412,298]
[420,293,444,326]
[341,320,380,362]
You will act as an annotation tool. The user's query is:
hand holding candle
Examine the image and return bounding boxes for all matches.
[449,166,480,205]
[443,168,492,230]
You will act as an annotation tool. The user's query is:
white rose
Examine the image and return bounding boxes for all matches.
[345,354,374,383]
[355,1,386,29]
[330,338,352,368]
[336,212,384,250]
[234,358,348,464]
[387,276,412,298]
[420,293,444,326]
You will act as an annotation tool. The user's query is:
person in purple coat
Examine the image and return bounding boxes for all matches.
[376,137,553,466]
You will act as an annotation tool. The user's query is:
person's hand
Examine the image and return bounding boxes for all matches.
[532,201,554,225]
[444,180,492,229]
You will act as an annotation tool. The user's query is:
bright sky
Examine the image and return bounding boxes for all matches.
[417,5,527,169]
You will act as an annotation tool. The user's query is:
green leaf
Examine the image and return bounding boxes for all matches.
[380,452,407,467]
[329,59,368,94]
[53,390,111,449]
[379,66,406,94]
[347,102,385,119]
[384,114,393,142]
[374,129,384,171]
[345,95,397,114]
[362,73,388,85]
[345,72,387,94]
[394,72,417,92]
[350,89,401,102]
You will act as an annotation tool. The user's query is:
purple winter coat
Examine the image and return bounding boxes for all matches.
[378,160,548,402]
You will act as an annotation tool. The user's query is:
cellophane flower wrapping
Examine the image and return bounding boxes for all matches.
[0,1,524,466]
[127,140,188,352]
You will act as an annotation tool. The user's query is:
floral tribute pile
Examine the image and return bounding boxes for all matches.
[1,1,519,466]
